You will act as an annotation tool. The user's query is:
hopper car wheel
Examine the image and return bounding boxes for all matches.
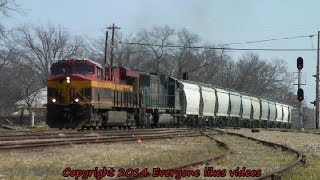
[221,118,227,128]
[208,118,213,127]
[191,117,197,127]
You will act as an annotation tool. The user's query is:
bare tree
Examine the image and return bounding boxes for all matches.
[0,66,20,115]
[115,34,150,69]
[14,65,42,124]
[14,23,85,84]
[170,28,201,78]
[84,32,108,65]
[0,0,20,16]
[84,31,136,67]
[233,52,294,101]
[0,0,22,70]
[0,0,21,37]
[136,25,175,73]
[0,37,23,70]
[0,62,42,116]
[87,26,175,73]
[0,37,23,116]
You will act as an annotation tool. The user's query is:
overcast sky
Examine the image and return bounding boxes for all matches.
[4,0,320,106]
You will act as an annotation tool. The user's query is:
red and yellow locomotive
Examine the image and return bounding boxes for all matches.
[47,58,181,129]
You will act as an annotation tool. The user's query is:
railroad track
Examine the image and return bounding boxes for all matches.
[1,127,305,179]
[0,128,191,140]
[214,129,306,180]
[0,127,189,136]
[114,132,232,180]
[265,127,320,135]
[0,129,200,151]
[0,130,194,145]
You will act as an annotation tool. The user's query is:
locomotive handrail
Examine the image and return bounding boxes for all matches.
[77,92,91,105]
[140,93,176,109]
[113,91,139,108]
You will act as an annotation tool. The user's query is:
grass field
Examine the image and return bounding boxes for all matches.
[0,136,224,179]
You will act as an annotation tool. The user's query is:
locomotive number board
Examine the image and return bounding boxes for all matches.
[76,60,87,64]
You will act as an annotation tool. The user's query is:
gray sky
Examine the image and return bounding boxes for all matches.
[4,0,320,106]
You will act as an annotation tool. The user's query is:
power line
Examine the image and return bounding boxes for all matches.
[119,34,317,51]
[220,34,315,46]
[120,42,317,51]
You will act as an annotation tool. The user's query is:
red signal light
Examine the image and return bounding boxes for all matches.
[297,88,304,101]
[297,57,303,70]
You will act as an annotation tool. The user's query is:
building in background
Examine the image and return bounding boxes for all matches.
[14,87,47,117]
[292,104,316,129]
[0,88,47,126]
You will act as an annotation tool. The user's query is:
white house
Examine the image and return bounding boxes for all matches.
[12,87,47,116]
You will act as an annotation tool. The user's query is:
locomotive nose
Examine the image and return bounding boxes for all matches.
[51,75,79,104]
[57,75,71,84]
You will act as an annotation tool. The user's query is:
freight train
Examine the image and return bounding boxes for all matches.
[46,58,293,129]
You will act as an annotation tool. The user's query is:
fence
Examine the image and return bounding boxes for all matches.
[0,116,46,126]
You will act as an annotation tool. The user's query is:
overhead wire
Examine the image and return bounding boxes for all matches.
[119,34,317,52]
[120,42,317,51]
[220,34,316,46]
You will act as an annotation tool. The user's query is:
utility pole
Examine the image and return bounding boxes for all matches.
[104,31,108,66]
[316,31,320,129]
[107,23,121,67]
[296,57,304,129]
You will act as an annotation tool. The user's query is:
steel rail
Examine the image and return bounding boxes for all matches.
[215,129,306,179]
[0,129,189,141]
[0,128,189,137]
[0,132,201,152]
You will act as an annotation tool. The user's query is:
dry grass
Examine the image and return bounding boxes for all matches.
[225,128,320,179]
[0,127,11,132]
[196,134,295,180]
[0,125,59,132]
[0,136,98,144]
[0,136,224,179]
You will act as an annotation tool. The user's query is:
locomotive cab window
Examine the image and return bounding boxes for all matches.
[51,65,72,75]
[74,65,94,74]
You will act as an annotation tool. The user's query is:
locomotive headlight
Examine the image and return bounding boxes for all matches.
[52,98,56,103]
[74,98,79,103]
[66,76,70,83]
